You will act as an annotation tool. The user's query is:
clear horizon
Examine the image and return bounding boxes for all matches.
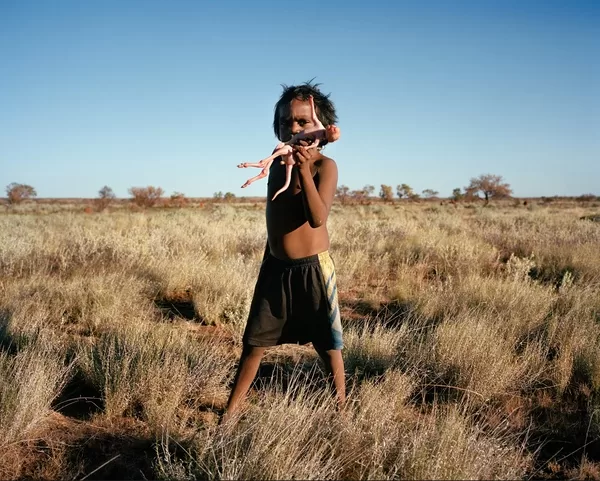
[1,0,598,199]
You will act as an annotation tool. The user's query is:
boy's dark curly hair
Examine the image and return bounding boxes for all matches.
[273,80,338,141]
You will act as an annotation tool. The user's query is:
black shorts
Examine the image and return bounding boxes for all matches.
[243,251,343,350]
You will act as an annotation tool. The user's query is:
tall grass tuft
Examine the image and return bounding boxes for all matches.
[78,321,235,434]
[0,330,72,447]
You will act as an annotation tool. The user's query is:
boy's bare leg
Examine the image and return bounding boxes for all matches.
[315,346,346,409]
[223,345,266,422]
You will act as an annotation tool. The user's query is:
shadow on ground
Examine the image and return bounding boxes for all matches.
[51,371,104,420]
[154,298,199,321]
[3,413,157,481]
[340,298,416,330]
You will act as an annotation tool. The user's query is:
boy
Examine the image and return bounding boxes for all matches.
[224,82,344,420]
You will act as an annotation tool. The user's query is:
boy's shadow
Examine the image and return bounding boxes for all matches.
[51,371,104,420]
[0,308,29,356]
[247,349,327,400]
[341,298,415,330]
[0,309,104,421]
[154,298,198,321]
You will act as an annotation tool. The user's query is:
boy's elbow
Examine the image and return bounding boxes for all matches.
[307,205,330,228]
[309,214,327,228]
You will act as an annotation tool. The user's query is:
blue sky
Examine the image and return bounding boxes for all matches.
[1,0,598,198]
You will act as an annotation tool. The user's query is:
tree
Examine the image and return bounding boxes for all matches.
[380,184,394,202]
[396,184,419,200]
[363,185,375,198]
[128,186,164,208]
[451,188,464,202]
[6,183,37,204]
[422,189,439,199]
[170,191,188,208]
[223,192,236,202]
[213,191,224,200]
[396,183,414,199]
[465,174,512,204]
[336,185,350,204]
[95,185,116,211]
[350,189,367,204]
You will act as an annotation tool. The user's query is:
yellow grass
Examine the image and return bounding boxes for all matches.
[0,327,71,448]
[1,199,599,479]
[77,321,235,433]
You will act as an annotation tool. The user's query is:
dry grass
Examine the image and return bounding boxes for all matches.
[155,368,531,480]
[77,320,235,434]
[0,327,71,448]
[1,199,599,479]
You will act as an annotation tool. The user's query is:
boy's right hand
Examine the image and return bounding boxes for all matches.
[292,143,321,173]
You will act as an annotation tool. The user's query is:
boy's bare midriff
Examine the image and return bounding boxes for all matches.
[266,160,330,260]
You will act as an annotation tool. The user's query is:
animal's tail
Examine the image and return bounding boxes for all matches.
[271,163,294,200]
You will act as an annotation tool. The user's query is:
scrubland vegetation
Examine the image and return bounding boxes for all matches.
[1,198,599,479]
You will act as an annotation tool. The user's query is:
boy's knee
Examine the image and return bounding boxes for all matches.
[242,344,266,358]
[314,344,341,357]
[315,347,344,368]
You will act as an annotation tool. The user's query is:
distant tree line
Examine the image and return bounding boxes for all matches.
[4,175,598,210]
[2,183,240,210]
[337,174,514,205]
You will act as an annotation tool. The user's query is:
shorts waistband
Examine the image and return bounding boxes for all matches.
[268,251,329,267]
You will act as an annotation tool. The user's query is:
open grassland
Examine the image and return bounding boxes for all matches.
[1,199,599,480]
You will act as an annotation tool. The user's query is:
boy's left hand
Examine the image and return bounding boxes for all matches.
[292,141,320,172]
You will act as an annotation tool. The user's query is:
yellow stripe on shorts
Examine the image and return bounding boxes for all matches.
[318,251,343,348]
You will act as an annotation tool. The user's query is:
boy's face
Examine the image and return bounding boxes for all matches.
[277,98,318,142]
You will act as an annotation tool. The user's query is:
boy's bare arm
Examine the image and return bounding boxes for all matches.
[296,149,338,228]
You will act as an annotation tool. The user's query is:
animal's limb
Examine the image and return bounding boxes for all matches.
[238,161,268,169]
[238,143,287,169]
[260,144,292,164]
[308,94,321,128]
[240,165,270,188]
[238,143,293,189]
